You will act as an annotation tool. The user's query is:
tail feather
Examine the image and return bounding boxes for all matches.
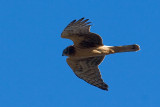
[109,44,140,53]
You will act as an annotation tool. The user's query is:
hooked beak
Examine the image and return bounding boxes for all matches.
[62,53,64,56]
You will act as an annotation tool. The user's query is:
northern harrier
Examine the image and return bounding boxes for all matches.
[61,18,140,91]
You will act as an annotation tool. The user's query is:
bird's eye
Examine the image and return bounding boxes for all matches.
[64,48,69,54]
[64,49,67,54]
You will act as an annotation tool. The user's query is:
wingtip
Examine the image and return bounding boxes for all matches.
[69,17,91,26]
[105,87,109,91]
[70,19,76,24]
[102,88,108,91]
[81,17,85,20]
[77,17,85,22]
[99,83,109,91]
[103,86,109,91]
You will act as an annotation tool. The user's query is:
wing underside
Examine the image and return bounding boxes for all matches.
[66,56,108,91]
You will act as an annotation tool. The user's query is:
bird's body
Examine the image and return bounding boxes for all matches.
[61,18,140,91]
[66,45,139,58]
[64,45,109,58]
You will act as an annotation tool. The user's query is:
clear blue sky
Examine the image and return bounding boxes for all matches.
[0,0,160,107]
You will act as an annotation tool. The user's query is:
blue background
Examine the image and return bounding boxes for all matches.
[0,0,160,107]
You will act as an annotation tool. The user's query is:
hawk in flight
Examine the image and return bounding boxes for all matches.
[61,18,140,91]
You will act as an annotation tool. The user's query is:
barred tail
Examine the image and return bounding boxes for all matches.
[109,44,140,53]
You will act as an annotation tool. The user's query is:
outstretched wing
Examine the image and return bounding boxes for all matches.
[61,18,103,48]
[66,56,108,91]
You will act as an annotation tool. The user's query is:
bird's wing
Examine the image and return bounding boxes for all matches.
[66,56,108,91]
[61,18,103,48]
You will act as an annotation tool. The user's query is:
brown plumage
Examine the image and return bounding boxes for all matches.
[61,18,140,91]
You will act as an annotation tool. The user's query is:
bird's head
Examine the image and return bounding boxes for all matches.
[62,46,75,56]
